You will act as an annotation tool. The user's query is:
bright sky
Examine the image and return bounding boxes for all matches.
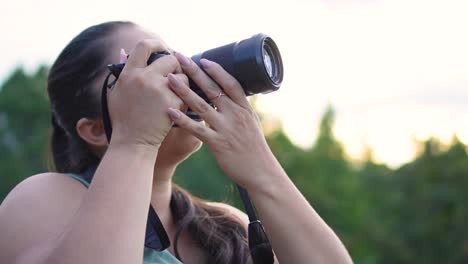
[2,0,468,167]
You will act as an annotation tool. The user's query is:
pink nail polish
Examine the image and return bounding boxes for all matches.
[175,52,191,66]
[167,73,178,84]
[200,59,213,69]
[120,49,128,63]
[168,108,181,119]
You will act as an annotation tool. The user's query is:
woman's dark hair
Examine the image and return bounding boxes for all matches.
[48,21,250,263]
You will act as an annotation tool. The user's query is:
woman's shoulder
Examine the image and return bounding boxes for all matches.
[0,172,87,263]
[1,172,87,208]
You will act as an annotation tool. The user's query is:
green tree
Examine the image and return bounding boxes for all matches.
[0,66,50,202]
[386,137,468,263]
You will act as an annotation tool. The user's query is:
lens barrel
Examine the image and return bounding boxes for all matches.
[190,33,283,101]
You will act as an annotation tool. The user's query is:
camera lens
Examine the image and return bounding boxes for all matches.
[261,38,282,86]
[263,47,273,78]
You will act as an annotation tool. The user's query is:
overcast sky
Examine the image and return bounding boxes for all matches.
[2,0,468,167]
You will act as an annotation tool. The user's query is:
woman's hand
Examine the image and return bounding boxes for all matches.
[166,53,282,191]
[108,40,186,150]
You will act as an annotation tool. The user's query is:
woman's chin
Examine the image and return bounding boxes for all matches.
[181,134,203,155]
[156,127,203,167]
[170,127,203,151]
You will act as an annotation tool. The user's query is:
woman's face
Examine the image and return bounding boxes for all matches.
[108,25,202,167]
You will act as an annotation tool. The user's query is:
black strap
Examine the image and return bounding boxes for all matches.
[237,185,258,221]
[145,205,171,251]
[238,185,275,264]
[101,72,114,141]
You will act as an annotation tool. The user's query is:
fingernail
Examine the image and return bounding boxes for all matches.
[120,48,129,63]
[167,73,179,85]
[200,59,214,69]
[168,108,181,119]
[175,52,191,66]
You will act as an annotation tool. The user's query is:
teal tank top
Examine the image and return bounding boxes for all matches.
[66,173,182,264]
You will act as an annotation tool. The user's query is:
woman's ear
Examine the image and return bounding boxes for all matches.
[76,117,108,148]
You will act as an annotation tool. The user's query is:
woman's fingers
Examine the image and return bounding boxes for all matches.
[167,107,217,142]
[167,73,221,126]
[145,55,182,77]
[173,73,189,112]
[199,59,251,109]
[174,53,225,107]
[174,73,189,87]
[126,39,169,68]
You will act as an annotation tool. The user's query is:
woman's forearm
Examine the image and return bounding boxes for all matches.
[42,143,158,264]
[247,163,353,264]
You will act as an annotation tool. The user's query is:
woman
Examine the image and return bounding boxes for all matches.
[0,21,352,264]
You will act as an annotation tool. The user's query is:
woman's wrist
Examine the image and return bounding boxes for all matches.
[244,169,291,212]
[108,139,160,162]
[243,154,290,198]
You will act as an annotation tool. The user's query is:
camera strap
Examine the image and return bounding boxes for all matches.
[237,185,275,264]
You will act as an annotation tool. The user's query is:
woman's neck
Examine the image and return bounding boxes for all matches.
[150,164,176,232]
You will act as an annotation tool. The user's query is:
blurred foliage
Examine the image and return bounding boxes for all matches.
[1,66,467,263]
